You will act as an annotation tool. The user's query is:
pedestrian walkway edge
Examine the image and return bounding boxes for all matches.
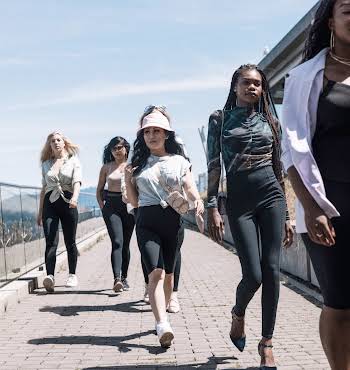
[0,226,107,316]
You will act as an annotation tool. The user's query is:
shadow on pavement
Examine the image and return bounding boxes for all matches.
[280,279,323,308]
[28,330,170,355]
[34,288,121,297]
[39,300,152,316]
[81,355,258,370]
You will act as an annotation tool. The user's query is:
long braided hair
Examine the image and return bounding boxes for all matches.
[223,64,284,184]
[302,0,335,62]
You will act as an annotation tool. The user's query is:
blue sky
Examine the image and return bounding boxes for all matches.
[0,0,318,187]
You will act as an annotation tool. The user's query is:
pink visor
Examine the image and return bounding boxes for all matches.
[138,110,174,132]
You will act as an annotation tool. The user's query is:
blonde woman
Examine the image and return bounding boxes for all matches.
[37,131,82,292]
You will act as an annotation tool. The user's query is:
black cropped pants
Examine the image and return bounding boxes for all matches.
[226,166,286,339]
[136,205,181,275]
[141,220,185,291]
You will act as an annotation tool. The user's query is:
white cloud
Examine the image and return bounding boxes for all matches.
[6,75,227,111]
[0,58,31,66]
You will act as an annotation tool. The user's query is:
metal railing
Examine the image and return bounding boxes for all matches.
[0,182,103,288]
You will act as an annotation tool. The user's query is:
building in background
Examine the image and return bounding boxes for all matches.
[258,2,319,104]
[197,173,207,194]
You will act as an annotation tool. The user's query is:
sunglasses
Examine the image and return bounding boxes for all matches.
[143,105,167,114]
[111,145,125,152]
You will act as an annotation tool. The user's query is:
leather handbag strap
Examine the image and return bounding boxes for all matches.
[153,162,172,194]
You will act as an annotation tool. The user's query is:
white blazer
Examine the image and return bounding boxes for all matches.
[281,48,340,233]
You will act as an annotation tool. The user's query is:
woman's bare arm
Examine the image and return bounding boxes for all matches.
[96,165,106,209]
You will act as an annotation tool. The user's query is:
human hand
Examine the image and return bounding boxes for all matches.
[36,214,42,226]
[283,221,294,248]
[194,199,204,216]
[124,165,136,183]
[69,198,78,208]
[207,208,225,243]
[304,206,336,246]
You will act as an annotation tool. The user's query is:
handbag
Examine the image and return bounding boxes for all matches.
[217,109,227,216]
[165,190,190,215]
[154,162,190,215]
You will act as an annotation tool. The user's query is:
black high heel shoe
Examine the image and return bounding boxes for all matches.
[258,342,277,370]
[229,311,246,352]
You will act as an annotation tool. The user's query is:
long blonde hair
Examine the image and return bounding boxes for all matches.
[40,131,79,163]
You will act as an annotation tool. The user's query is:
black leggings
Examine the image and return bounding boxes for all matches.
[102,192,135,279]
[43,191,78,276]
[136,205,181,275]
[226,166,286,339]
[141,220,185,291]
[302,180,350,309]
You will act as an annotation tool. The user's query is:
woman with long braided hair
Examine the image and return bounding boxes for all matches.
[281,1,350,368]
[207,64,293,369]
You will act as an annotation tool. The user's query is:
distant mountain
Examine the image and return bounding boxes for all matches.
[81,186,96,194]
[1,187,98,216]
[2,193,38,215]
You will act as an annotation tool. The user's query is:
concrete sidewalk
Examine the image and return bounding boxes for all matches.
[0,229,329,370]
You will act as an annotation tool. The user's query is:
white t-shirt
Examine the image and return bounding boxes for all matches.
[135,154,191,207]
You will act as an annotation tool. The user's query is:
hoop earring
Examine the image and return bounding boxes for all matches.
[330,30,335,51]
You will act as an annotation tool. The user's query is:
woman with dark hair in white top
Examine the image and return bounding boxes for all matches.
[282,1,350,368]
[37,131,82,292]
[96,136,135,292]
[125,106,204,348]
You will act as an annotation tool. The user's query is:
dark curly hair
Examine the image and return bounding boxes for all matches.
[302,0,335,62]
[223,64,284,186]
[131,109,189,176]
[102,136,130,164]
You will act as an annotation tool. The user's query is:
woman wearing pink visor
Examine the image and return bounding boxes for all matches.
[125,106,204,348]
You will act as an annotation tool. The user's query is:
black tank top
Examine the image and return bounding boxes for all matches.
[312,80,350,183]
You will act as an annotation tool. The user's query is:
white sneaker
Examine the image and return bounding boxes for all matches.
[43,275,55,293]
[156,321,174,348]
[167,295,180,313]
[143,284,150,303]
[66,274,78,287]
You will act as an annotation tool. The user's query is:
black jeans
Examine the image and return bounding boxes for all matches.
[226,166,286,339]
[102,192,135,279]
[141,220,184,291]
[42,191,78,276]
[136,205,181,275]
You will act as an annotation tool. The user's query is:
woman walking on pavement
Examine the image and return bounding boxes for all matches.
[206,65,293,369]
[96,136,135,293]
[125,106,204,348]
[37,131,82,293]
[281,1,350,368]
[127,118,188,313]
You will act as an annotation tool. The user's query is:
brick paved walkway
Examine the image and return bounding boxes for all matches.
[0,228,329,370]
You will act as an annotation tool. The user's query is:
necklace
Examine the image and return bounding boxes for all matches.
[329,51,350,67]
